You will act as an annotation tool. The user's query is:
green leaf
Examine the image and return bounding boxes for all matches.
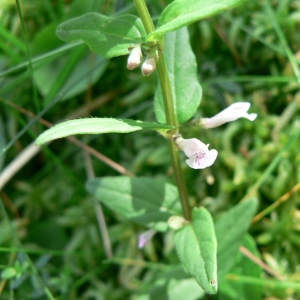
[1,268,17,280]
[35,118,174,145]
[0,117,5,170]
[174,207,217,294]
[219,235,263,300]
[135,265,205,300]
[148,0,246,41]
[56,13,147,58]
[155,27,202,124]
[86,176,181,232]
[216,198,258,279]
[32,23,107,101]
[238,235,263,299]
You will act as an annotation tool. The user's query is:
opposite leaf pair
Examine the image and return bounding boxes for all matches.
[176,102,257,169]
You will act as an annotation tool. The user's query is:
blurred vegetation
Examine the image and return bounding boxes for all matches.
[1,0,300,299]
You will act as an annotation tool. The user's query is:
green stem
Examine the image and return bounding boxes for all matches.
[133,0,155,34]
[133,0,191,220]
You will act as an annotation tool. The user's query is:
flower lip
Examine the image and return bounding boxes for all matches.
[202,102,257,129]
[175,135,218,169]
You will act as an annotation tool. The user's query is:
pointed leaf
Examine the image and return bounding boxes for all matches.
[35,118,174,145]
[216,198,258,279]
[148,0,246,41]
[174,207,217,294]
[56,13,147,58]
[86,177,182,232]
[155,27,202,123]
[32,23,107,101]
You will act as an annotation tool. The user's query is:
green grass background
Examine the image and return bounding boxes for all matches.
[1,0,300,299]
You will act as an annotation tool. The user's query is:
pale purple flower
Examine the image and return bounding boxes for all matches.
[138,229,156,249]
[141,56,156,76]
[127,45,142,70]
[175,136,218,169]
[202,102,257,129]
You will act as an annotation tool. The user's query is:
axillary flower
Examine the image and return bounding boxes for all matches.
[175,135,218,170]
[176,102,257,170]
[201,102,257,129]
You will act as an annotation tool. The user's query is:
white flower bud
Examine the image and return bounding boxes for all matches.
[127,45,142,70]
[202,102,257,129]
[141,56,156,76]
[175,135,218,169]
[168,216,187,230]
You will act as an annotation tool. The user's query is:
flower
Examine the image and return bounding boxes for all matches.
[141,55,156,76]
[175,135,218,169]
[201,102,257,129]
[138,229,156,249]
[127,45,142,70]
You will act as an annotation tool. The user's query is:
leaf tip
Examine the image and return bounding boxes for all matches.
[209,279,218,294]
[35,137,43,146]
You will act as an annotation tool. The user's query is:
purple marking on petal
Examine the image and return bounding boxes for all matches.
[138,229,156,249]
[175,136,218,169]
[186,148,218,169]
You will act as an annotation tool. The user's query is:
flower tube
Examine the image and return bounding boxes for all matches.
[201,102,257,129]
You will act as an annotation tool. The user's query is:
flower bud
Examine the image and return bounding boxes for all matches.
[202,102,257,129]
[168,216,187,230]
[127,45,142,70]
[141,56,156,76]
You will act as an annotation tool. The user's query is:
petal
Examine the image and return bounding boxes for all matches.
[176,137,207,158]
[243,113,257,121]
[186,149,218,169]
[204,102,256,128]
[138,229,156,249]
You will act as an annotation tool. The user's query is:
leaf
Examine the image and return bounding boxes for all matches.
[0,117,5,171]
[219,235,263,300]
[155,27,202,124]
[35,118,174,145]
[215,198,258,279]
[239,235,262,296]
[236,235,263,299]
[86,176,182,232]
[134,265,204,300]
[56,13,147,58]
[174,207,217,294]
[148,0,246,41]
[1,268,17,280]
[32,23,107,101]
